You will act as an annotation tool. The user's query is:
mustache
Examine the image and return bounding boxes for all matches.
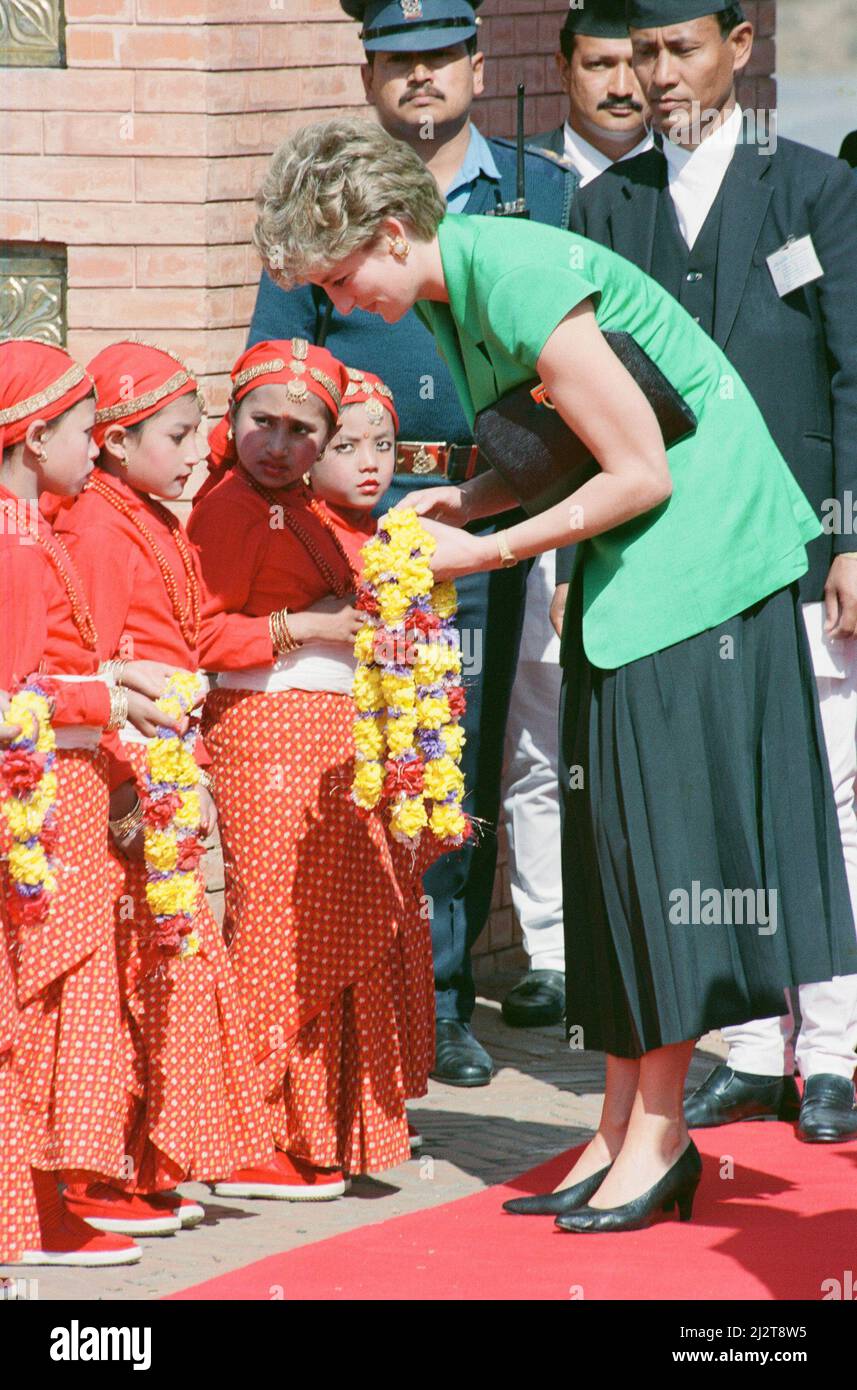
[401,86,445,104]
[598,98,644,112]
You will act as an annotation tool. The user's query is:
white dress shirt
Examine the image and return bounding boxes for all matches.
[661,103,743,248]
[562,122,653,187]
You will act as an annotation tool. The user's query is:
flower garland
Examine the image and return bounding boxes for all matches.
[141,671,206,959]
[1,679,59,928]
[351,509,471,847]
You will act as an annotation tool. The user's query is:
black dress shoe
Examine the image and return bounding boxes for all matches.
[797,1074,857,1143]
[684,1064,801,1128]
[503,1164,611,1216]
[555,1142,703,1234]
[430,1021,494,1088]
[501,970,565,1028]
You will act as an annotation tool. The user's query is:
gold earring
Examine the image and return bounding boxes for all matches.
[389,235,411,261]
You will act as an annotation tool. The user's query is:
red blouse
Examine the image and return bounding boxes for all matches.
[54,471,275,673]
[186,468,371,621]
[0,482,110,728]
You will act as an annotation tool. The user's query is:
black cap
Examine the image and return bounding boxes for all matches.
[562,1,629,39]
[626,1,742,27]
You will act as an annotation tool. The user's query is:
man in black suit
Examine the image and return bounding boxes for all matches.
[568,0,857,1141]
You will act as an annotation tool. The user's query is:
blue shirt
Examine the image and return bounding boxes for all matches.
[445,125,501,213]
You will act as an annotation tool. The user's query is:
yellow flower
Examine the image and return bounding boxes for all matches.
[147,738,188,786]
[390,796,428,840]
[353,624,376,664]
[143,828,179,873]
[353,666,383,713]
[8,841,50,886]
[159,671,201,711]
[3,798,49,841]
[6,690,53,748]
[413,642,452,686]
[353,717,385,760]
[430,802,468,841]
[352,759,384,809]
[174,789,201,830]
[386,711,419,756]
[442,724,466,759]
[432,581,458,619]
[423,756,465,802]
[146,871,199,917]
[378,583,411,626]
[180,931,201,959]
[398,557,434,597]
[380,672,416,710]
[416,694,450,729]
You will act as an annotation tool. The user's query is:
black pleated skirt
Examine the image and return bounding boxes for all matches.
[560,577,857,1059]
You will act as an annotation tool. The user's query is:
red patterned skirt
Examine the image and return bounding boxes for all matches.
[3,749,127,1180]
[0,933,39,1264]
[202,687,435,1175]
[112,743,274,1192]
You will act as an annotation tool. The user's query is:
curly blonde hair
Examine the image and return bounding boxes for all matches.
[253,117,447,289]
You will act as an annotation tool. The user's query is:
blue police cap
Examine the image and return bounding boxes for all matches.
[340,0,483,54]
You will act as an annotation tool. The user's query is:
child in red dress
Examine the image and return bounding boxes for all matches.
[0,339,176,1267]
[188,343,435,1199]
[53,341,281,1238]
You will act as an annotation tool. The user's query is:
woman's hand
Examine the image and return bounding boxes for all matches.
[198,785,218,838]
[120,660,202,705]
[393,485,471,527]
[288,596,363,645]
[550,584,569,639]
[419,517,497,582]
[125,690,185,738]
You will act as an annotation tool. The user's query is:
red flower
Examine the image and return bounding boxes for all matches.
[356,589,380,616]
[408,609,442,640]
[177,837,205,871]
[1,749,46,796]
[40,819,61,855]
[142,791,181,829]
[383,758,425,798]
[8,890,49,927]
[446,686,467,719]
[154,922,183,954]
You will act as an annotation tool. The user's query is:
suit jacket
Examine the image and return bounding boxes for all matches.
[527,126,569,163]
[570,136,857,603]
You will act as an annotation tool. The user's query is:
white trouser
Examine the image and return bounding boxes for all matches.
[723,603,857,1080]
[501,552,565,974]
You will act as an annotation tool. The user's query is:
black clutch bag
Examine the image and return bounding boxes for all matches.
[473,331,698,517]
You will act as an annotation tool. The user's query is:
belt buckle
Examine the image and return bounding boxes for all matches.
[411,444,438,475]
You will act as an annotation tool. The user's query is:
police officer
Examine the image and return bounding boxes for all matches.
[248,0,574,1086]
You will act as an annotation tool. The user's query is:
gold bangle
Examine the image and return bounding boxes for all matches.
[106,685,129,730]
[269,607,302,655]
[197,768,215,793]
[496,532,518,569]
[109,797,143,840]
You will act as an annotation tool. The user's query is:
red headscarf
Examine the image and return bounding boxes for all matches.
[87,340,202,448]
[340,366,399,432]
[198,338,349,504]
[0,339,95,455]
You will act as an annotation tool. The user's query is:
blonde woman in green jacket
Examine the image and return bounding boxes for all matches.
[253,117,857,1235]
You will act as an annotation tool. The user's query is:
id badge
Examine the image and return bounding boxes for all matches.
[766,234,824,297]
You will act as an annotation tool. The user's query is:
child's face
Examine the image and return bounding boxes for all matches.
[37,396,98,496]
[312,401,396,513]
[233,385,332,490]
[121,394,203,501]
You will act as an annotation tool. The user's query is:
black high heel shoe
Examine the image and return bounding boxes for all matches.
[503,1164,612,1217]
[554,1141,702,1234]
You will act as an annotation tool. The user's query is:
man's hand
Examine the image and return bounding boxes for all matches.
[550,583,569,639]
[824,556,857,640]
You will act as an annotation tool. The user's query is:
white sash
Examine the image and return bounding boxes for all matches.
[215,642,356,696]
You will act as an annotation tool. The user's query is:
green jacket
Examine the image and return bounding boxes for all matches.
[416,213,820,669]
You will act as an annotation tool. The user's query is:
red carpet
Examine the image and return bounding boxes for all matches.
[168,1125,857,1301]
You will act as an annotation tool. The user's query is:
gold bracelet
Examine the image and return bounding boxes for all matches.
[197,768,215,793]
[269,607,302,655]
[108,797,143,840]
[99,657,129,688]
[496,532,518,569]
[106,685,129,731]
